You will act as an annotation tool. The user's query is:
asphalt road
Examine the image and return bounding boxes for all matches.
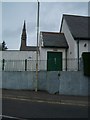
[2,98,88,119]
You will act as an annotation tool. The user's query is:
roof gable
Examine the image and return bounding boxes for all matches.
[60,14,90,40]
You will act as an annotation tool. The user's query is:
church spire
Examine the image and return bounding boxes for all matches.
[20,20,27,50]
[23,20,26,31]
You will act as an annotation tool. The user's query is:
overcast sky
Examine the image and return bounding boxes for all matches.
[1,2,88,50]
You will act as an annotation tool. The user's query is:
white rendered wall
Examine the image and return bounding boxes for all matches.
[2,51,36,60]
[61,19,77,59]
[2,51,36,71]
[61,19,78,70]
[79,40,89,58]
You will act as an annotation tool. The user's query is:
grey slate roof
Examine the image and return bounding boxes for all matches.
[21,46,38,51]
[60,14,90,40]
[41,32,68,48]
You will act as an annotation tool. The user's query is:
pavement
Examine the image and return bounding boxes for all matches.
[2,89,89,106]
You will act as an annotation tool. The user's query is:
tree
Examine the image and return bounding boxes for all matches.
[2,41,8,51]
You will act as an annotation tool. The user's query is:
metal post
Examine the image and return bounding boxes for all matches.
[77,40,79,71]
[35,1,40,92]
[25,59,27,71]
[65,49,67,71]
[2,59,5,71]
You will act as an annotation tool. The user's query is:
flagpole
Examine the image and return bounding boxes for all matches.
[35,0,40,92]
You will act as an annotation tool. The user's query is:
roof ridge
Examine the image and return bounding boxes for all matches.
[63,14,89,18]
[41,31,64,34]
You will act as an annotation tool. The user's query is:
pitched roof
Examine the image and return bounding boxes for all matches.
[41,32,68,48]
[60,14,90,40]
[20,46,38,51]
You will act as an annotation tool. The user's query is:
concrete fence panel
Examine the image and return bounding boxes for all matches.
[38,71,47,91]
[46,71,60,94]
[2,71,35,90]
[1,71,90,96]
[59,71,89,96]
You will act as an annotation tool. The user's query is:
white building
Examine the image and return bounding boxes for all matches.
[39,32,68,71]
[60,14,90,70]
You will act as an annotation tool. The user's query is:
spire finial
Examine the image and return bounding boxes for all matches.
[23,20,26,31]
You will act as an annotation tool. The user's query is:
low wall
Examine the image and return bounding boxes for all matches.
[2,71,35,90]
[59,71,90,96]
[1,71,90,96]
[38,71,60,94]
[2,71,60,94]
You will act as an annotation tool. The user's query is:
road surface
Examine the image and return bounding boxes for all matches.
[2,98,88,119]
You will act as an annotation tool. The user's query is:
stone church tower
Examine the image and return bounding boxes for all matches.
[20,20,27,50]
[20,21,37,51]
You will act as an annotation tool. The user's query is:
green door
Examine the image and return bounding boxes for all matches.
[47,52,62,71]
